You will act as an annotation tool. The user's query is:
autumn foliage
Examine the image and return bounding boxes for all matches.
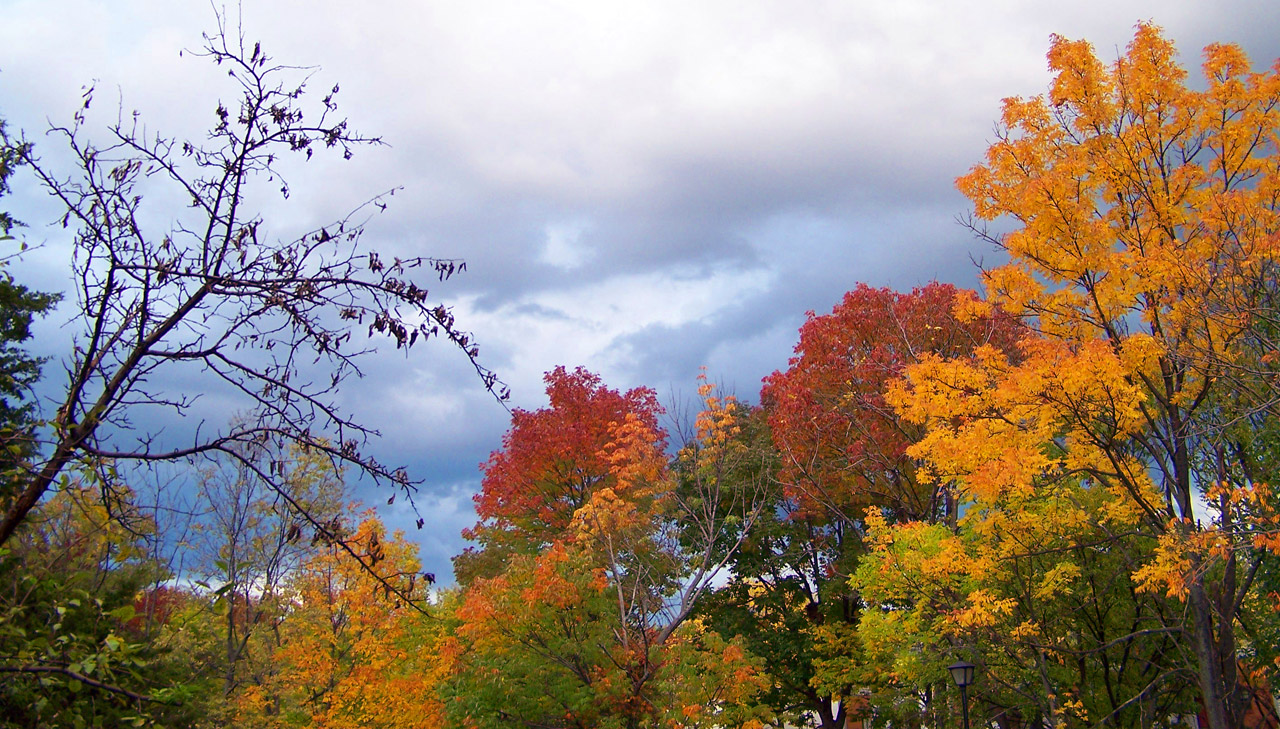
[12,20,1280,729]
[445,367,773,729]
[454,366,664,586]
[880,23,1280,729]
[763,282,1022,524]
[232,513,444,729]
[475,365,663,532]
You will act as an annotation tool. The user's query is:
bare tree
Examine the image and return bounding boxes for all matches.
[1,16,505,547]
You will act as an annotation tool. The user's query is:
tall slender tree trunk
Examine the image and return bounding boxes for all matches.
[817,697,846,729]
[225,589,238,695]
[1189,565,1232,729]
[1170,402,1236,729]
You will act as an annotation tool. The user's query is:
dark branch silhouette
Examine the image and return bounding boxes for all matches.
[1,15,506,549]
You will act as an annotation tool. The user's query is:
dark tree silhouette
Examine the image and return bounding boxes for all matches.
[0,16,506,547]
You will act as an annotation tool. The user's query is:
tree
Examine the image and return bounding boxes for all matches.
[763,282,1022,527]
[1,16,504,549]
[685,403,847,729]
[744,283,1020,728]
[455,365,663,586]
[0,120,59,484]
[0,275,57,459]
[449,369,773,729]
[445,542,767,729]
[894,24,1280,729]
[664,375,776,642]
[188,440,346,698]
[0,120,23,238]
[0,474,210,727]
[232,511,441,729]
[836,486,1194,729]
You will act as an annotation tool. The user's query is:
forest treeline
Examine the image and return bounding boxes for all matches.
[3,21,1280,729]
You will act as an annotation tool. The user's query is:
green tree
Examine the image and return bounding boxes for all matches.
[0,475,210,727]
[833,484,1195,729]
[445,543,767,729]
[0,120,59,485]
[687,405,855,729]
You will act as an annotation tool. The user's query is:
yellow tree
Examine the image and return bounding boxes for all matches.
[233,512,442,729]
[893,24,1280,729]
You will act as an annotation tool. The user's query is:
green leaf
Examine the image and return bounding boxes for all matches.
[109,604,136,622]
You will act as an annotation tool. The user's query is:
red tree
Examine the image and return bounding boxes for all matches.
[455,366,664,585]
[762,282,1022,526]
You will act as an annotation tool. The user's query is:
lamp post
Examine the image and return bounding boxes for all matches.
[947,660,976,729]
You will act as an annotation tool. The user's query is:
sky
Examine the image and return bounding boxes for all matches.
[2,0,1279,583]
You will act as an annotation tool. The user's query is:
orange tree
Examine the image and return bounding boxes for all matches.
[891,24,1280,729]
[446,368,772,729]
[232,511,442,729]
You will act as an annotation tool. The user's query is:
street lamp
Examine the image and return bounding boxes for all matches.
[947,661,976,729]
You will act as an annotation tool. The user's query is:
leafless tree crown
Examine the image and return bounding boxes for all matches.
[0,20,507,546]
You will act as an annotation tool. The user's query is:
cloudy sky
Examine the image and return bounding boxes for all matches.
[3,0,1278,582]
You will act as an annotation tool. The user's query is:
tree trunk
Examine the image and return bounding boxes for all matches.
[816,697,847,729]
[225,589,238,695]
[1189,575,1233,729]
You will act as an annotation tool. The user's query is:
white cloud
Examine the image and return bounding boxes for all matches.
[539,219,594,269]
[459,262,775,399]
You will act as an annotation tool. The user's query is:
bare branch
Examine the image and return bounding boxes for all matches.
[2,20,505,547]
